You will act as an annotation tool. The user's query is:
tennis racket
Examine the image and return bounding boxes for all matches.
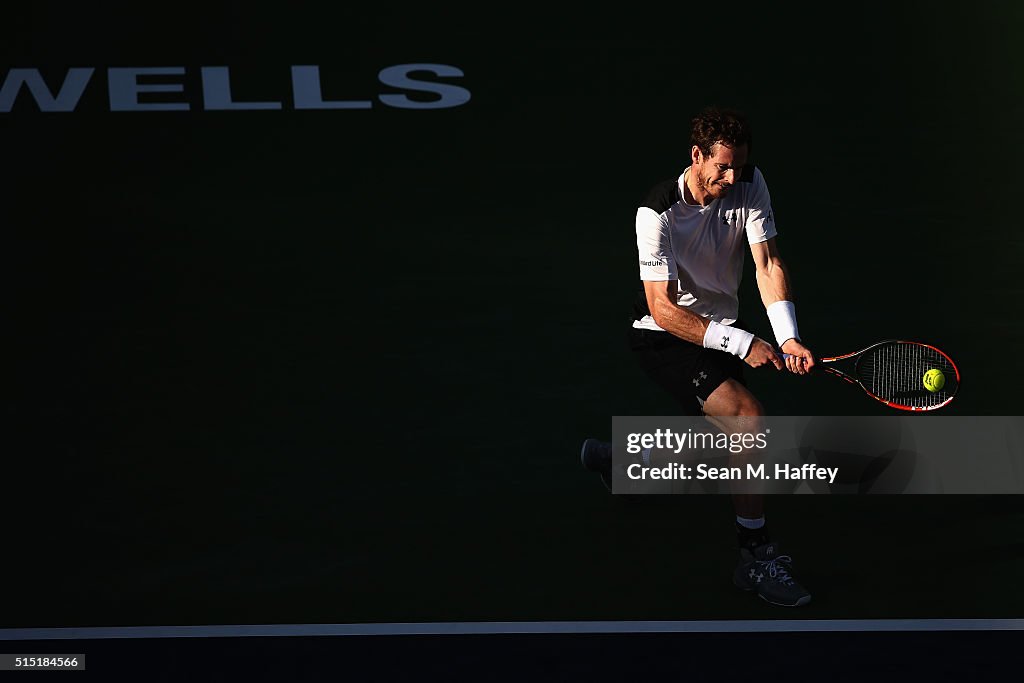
[784,340,960,411]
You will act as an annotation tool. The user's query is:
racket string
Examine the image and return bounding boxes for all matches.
[858,342,957,409]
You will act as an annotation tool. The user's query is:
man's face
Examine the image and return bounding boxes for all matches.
[692,142,748,200]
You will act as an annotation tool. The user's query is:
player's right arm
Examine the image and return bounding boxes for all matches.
[642,280,782,370]
[642,279,707,345]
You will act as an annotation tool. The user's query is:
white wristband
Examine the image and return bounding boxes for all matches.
[767,300,800,347]
[703,321,755,359]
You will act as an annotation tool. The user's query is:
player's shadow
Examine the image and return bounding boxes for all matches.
[797,416,920,494]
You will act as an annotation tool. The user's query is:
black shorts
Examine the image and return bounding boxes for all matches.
[628,323,748,416]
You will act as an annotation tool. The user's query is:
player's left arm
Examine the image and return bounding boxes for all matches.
[749,237,816,375]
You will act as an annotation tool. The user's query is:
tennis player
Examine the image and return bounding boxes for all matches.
[582,106,816,607]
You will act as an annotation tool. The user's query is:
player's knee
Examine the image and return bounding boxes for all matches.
[718,390,764,417]
[736,395,764,417]
[704,380,764,418]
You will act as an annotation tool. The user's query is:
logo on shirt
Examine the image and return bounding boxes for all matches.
[721,337,730,350]
[639,259,666,267]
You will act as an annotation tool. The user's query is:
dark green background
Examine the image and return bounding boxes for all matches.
[4,4,1023,627]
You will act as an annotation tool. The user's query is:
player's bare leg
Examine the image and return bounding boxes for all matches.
[703,378,812,606]
[702,378,765,519]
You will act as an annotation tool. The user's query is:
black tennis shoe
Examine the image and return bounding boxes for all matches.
[733,542,812,607]
[580,438,644,499]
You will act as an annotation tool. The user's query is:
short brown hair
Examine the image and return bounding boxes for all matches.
[690,106,752,157]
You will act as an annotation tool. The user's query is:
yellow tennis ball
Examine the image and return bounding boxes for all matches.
[923,368,945,392]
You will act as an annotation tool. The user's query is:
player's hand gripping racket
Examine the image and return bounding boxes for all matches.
[784,340,960,411]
